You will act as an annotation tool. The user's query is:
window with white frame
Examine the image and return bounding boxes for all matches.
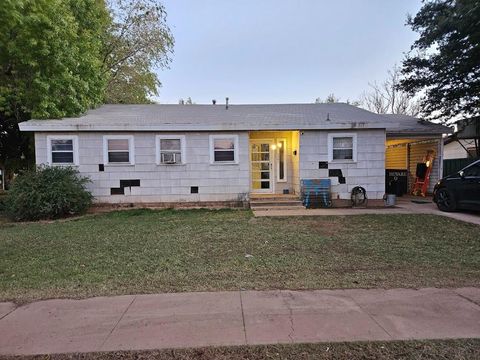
[156,135,185,164]
[103,136,134,165]
[328,133,357,162]
[210,135,238,163]
[47,136,78,165]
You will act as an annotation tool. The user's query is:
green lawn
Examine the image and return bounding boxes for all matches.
[4,340,480,360]
[1,209,479,303]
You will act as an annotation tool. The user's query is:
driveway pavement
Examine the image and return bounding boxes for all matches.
[1,287,480,355]
[253,196,480,226]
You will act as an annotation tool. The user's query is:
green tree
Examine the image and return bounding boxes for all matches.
[0,0,110,185]
[399,0,480,120]
[103,0,174,104]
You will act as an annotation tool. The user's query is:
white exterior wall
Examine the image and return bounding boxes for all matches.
[443,139,476,160]
[35,132,250,203]
[299,129,386,200]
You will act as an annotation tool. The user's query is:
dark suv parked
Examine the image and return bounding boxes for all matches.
[433,159,480,212]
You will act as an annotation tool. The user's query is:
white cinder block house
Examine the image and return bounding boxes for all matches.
[19,103,450,206]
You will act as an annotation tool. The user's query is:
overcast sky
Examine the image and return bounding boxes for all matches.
[155,0,423,105]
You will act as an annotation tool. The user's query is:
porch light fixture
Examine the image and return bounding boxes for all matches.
[277,142,283,148]
[271,144,277,150]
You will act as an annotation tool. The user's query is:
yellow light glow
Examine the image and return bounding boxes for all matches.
[271,144,277,150]
[277,142,283,148]
[426,160,431,168]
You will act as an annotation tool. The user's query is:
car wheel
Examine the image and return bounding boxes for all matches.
[436,188,457,212]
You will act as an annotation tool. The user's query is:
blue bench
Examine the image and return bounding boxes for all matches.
[301,179,332,208]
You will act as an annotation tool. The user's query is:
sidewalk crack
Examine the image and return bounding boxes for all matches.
[98,295,136,351]
[0,305,17,321]
[347,294,393,339]
[282,292,295,343]
[239,290,248,345]
[453,290,480,308]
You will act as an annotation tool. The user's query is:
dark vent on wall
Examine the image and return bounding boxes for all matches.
[319,161,328,169]
[191,186,199,194]
[120,179,140,188]
[99,164,104,172]
[111,188,124,195]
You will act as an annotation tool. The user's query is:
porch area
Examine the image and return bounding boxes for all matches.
[249,131,300,196]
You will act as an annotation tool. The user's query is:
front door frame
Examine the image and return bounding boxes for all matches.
[250,139,275,194]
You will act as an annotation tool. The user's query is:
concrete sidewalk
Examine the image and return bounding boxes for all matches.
[1,288,480,356]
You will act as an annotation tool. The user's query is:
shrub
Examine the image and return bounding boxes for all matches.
[4,166,92,221]
[0,191,7,213]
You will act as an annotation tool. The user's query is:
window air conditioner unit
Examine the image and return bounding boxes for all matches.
[161,152,179,164]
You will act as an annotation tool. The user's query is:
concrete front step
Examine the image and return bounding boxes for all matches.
[250,200,303,207]
[251,205,306,211]
[249,194,304,211]
[250,194,299,200]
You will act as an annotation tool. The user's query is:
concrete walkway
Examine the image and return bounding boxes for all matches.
[253,197,480,226]
[1,287,480,355]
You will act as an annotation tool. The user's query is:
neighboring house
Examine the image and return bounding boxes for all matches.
[19,103,450,206]
[444,117,480,160]
[444,137,478,160]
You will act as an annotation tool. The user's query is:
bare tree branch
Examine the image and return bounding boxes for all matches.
[361,65,421,116]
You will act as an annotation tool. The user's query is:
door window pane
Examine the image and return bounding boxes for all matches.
[278,140,285,181]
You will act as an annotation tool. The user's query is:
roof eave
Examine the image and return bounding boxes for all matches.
[18,123,388,132]
[386,131,445,138]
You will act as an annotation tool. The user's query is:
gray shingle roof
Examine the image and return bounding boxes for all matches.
[19,103,452,135]
[382,114,452,136]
